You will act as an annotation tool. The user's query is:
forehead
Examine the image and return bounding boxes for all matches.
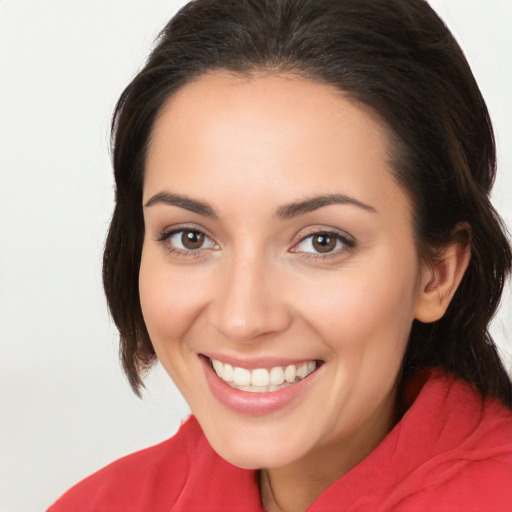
[144,72,412,224]
[148,72,389,167]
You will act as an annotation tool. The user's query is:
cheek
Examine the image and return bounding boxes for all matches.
[138,250,211,349]
[296,254,420,357]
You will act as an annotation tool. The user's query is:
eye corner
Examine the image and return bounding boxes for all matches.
[155,225,219,257]
[290,228,356,259]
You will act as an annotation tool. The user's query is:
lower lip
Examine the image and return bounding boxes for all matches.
[200,356,319,416]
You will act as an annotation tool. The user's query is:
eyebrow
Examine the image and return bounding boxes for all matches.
[144,191,377,219]
[275,194,377,219]
[144,192,218,218]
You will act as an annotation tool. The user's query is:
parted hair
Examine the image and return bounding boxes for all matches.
[103,0,512,404]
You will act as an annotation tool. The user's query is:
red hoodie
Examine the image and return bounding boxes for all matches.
[48,368,512,511]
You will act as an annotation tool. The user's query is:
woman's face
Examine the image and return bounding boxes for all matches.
[140,73,431,470]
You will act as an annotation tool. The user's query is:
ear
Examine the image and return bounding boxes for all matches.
[414,226,471,323]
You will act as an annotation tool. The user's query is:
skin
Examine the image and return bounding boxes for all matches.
[139,72,469,512]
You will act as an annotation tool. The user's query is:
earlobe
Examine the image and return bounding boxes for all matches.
[414,229,471,323]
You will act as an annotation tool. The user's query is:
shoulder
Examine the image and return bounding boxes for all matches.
[313,369,512,512]
[394,369,512,511]
[47,415,205,512]
[408,368,512,449]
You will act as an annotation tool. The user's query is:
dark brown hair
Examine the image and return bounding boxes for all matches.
[103,0,512,404]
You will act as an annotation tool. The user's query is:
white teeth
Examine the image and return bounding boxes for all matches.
[210,358,317,392]
[269,366,285,386]
[296,362,308,379]
[212,359,223,377]
[284,365,296,383]
[233,366,251,386]
[223,363,234,382]
[251,368,269,387]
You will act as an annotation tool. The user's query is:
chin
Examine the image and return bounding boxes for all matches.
[213,441,303,470]
[200,419,314,470]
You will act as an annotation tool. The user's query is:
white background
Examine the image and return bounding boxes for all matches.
[0,1,510,511]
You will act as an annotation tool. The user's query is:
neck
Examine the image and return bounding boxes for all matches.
[259,392,397,512]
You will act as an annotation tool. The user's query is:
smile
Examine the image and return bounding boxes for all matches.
[201,355,323,415]
[210,358,317,393]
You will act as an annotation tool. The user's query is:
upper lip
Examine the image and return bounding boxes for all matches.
[201,352,322,370]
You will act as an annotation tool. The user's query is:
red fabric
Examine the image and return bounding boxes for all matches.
[48,369,512,511]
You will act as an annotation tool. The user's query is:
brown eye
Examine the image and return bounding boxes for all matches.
[312,233,337,253]
[161,228,217,253]
[292,230,355,257]
[181,230,205,249]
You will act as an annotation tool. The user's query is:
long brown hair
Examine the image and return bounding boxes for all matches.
[103,0,512,404]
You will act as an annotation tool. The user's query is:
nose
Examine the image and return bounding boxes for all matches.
[209,253,292,343]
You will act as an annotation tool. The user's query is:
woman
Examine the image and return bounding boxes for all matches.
[48,0,512,510]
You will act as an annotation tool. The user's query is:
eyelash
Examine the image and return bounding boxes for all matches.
[155,227,356,260]
[155,226,219,257]
[290,230,356,260]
